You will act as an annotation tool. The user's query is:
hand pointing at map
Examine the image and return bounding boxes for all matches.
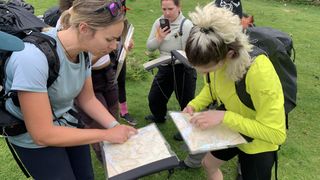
[182,105,195,116]
[190,110,225,130]
[104,125,138,144]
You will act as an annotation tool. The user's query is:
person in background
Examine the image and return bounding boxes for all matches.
[117,43,138,126]
[145,0,199,170]
[145,0,196,124]
[214,0,242,18]
[60,0,74,11]
[115,3,138,126]
[43,0,74,29]
[4,0,137,179]
[215,0,254,29]
[184,3,286,180]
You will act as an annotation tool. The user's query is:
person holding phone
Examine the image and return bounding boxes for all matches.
[145,0,200,170]
[145,0,196,125]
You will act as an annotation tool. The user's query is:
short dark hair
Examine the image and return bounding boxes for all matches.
[160,0,180,7]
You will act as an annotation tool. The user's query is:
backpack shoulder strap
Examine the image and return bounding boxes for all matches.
[235,72,255,111]
[23,32,60,88]
[178,18,187,36]
[178,18,187,50]
[83,52,90,69]
[9,32,60,107]
[235,46,265,111]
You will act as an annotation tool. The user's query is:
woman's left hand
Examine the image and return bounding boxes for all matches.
[156,26,170,43]
[190,110,225,130]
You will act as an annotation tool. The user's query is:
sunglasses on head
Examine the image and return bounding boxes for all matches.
[94,0,126,17]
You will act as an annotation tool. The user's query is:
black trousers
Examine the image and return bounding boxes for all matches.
[148,64,197,121]
[211,147,276,180]
[117,60,127,103]
[12,144,94,180]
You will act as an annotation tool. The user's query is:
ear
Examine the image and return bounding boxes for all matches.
[226,49,239,59]
[78,22,91,34]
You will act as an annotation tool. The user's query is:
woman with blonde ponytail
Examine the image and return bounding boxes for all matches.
[183,3,286,180]
[4,0,137,179]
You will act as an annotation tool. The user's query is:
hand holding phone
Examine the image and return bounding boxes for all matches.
[159,18,170,32]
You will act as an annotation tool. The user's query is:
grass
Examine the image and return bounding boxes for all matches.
[1,0,320,179]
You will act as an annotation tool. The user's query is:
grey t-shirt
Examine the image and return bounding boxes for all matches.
[5,28,91,148]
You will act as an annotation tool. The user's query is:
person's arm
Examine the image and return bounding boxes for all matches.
[76,76,118,128]
[18,91,137,147]
[189,56,286,145]
[146,19,170,51]
[223,55,286,145]
[9,43,136,147]
[188,73,217,111]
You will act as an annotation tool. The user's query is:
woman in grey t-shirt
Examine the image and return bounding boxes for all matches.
[4,0,137,179]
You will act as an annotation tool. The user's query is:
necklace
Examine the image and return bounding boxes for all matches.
[57,34,74,60]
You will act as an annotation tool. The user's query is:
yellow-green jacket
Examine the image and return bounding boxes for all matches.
[188,55,286,154]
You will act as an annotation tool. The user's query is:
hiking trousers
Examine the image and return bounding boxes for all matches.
[12,144,94,180]
[148,64,197,121]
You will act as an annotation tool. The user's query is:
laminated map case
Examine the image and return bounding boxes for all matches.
[169,111,247,154]
[143,50,192,71]
[114,24,134,84]
[102,123,179,180]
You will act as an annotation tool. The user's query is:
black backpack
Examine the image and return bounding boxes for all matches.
[0,1,46,37]
[0,1,90,178]
[0,0,62,136]
[1,0,91,134]
[236,26,297,129]
[216,27,296,180]
[43,6,61,27]
[0,31,60,131]
[0,1,61,178]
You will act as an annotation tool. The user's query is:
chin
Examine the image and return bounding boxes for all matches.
[93,52,106,57]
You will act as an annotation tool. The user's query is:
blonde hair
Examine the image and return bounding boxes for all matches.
[60,0,125,30]
[185,3,253,82]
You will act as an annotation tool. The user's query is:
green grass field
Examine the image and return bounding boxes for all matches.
[1,0,319,179]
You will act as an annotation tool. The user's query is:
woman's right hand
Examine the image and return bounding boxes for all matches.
[104,125,138,144]
[183,105,195,116]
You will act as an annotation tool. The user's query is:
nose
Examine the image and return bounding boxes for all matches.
[109,40,118,51]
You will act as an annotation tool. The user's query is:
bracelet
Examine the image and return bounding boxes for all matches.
[107,120,120,129]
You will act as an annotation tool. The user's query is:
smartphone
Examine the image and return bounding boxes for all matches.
[159,18,170,31]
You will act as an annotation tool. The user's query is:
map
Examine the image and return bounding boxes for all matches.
[169,111,247,154]
[102,123,178,179]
